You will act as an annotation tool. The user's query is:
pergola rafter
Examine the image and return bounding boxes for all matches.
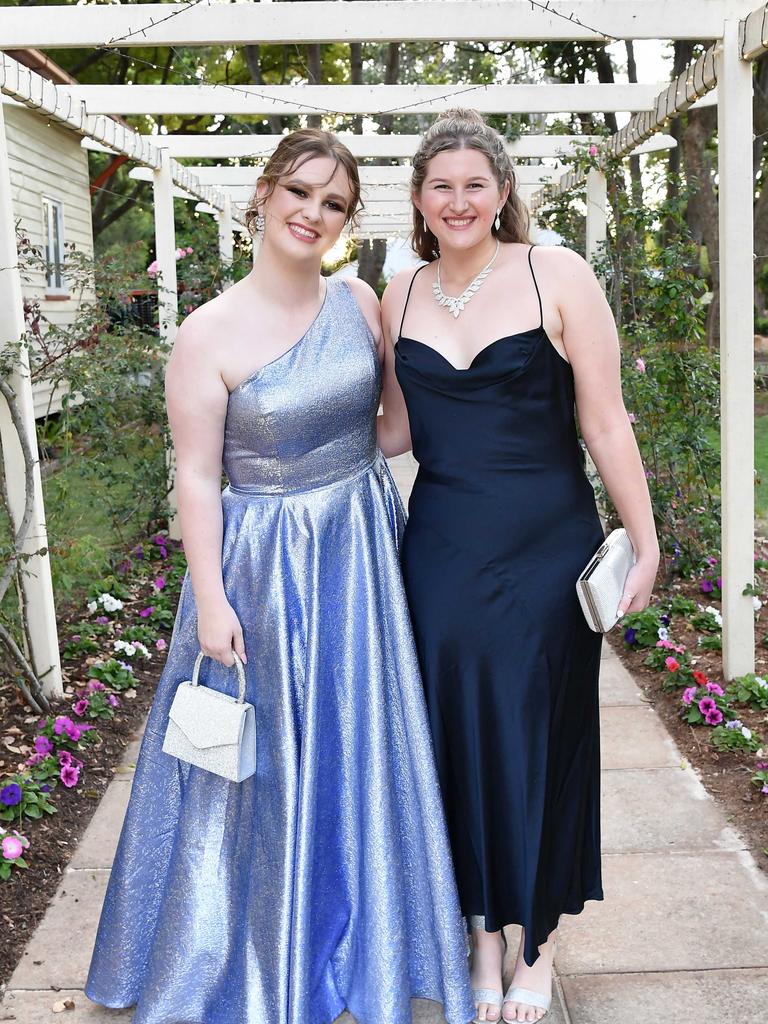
[1,0,765,697]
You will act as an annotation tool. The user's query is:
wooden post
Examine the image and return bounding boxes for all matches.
[218,194,234,289]
[585,167,607,290]
[718,20,755,678]
[0,101,62,698]
[152,150,181,539]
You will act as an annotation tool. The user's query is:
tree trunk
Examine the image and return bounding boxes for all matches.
[306,45,322,129]
[244,45,284,134]
[350,43,363,134]
[624,42,643,206]
[664,42,694,228]
[681,106,720,345]
[357,239,387,292]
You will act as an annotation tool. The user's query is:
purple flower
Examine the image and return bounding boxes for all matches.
[34,735,53,756]
[95,615,109,625]
[60,763,80,788]
[756,761,768,770]
[699,579,714,594]
[40,784,50,793]
[660,614,670,626]
[108,694,119,707]
[726,719,743,730]
[624,627,637,645]
[64,721,83,742]
[133,544,144,560]
[58,750,73,766]
[705,708,724,725]
[682,686,697,706]
[707,556,719,566]
[716,576,722,589]
[155,638,167,651]
[0,783,22,807]
[153,576,166,590]
[25,753,44,768]
[698,696,717,714]
[705,682,725,696]
[116,660,133,672]
[87,680,106,692]
[762,784,768,795]
[139,606,154,618]
[53,715,73,736]
[73,698,89,717]
[70,634,81,642]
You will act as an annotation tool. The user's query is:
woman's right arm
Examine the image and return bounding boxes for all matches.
[165,314,246,667]
[377,274,413,458]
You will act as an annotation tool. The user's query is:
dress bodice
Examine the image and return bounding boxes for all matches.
[223,277,380,494]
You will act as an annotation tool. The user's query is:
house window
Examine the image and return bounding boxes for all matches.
[42,197,67,296]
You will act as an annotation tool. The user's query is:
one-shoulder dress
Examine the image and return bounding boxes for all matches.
[395,246,605,967]
[85,276,474,1024]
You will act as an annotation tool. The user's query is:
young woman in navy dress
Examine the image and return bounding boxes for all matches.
[378,110,659,1023]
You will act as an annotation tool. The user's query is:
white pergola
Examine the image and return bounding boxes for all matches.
[0,0,765,699]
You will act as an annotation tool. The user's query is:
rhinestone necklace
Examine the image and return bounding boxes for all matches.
[432,239,500,319]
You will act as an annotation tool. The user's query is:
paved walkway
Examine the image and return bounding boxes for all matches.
[2,455,768,1022]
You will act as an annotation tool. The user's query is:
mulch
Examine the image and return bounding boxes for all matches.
[0,622,163,989]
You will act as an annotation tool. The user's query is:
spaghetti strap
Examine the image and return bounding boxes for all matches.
[398,263,430,339]
[527,245,543,329]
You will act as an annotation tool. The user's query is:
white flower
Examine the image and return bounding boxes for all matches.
[753,596,763,612]
[657,627,669,641]
[99,593,124,613]
[704,606,723,627]
[113,640,136,657]
[133,641,151,659]
[742,726,753,740]
[755,677,768,690]
[87,600,97,614]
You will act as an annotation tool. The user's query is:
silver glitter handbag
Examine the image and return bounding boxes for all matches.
[162,651,256,782]
[576,528,636,633]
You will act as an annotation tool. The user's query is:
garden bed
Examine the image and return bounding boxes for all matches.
[0,535,184,988]
[609,556,768,873]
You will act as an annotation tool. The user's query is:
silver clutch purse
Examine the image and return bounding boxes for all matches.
[576,528,636,633]
[162,651,256,782]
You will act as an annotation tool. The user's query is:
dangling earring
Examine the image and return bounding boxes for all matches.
[255,212,265,234]
[494,208,501,233]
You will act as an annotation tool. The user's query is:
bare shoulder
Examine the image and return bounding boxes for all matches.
[532,243,592,280]
[169,288,240,377]
[382,264,425,314]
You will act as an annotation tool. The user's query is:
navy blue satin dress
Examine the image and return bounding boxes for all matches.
[395,246,605,967]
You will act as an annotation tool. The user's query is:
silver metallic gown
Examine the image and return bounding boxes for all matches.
[85,277,474,1024]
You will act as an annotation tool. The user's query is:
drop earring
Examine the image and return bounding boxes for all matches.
[494,208,501,233]
[255,212,265,234]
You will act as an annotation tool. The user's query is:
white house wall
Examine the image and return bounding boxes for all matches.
[3,101,95,418]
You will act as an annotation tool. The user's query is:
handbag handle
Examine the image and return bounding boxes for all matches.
[190,650,247,703]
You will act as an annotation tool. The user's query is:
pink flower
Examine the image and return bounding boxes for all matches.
[139,606,154,618]
[59,763,80,788]
[665,657,680,672]
[588,144,598,156]
[73,698,89,717]
[146,260,159,278]
[87,680,106,692]
[698,696,716,714]
[186,246,193,255]
[53,715,73,736]
[108,694,119,708]
[58,750,73,766]
[628,412,637,424]
[635,357,646,373]
[706,682,725,696]
[705,708,724,726]
[155,638,167,651]
[682,686,697,706]
[26,752,44,767]
[34,735,53,755]
[153,576,166,590]
[1,835,24,860]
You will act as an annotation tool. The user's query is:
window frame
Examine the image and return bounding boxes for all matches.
[41,195,68,298]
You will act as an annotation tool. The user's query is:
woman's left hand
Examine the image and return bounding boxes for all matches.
[617,555,660,618]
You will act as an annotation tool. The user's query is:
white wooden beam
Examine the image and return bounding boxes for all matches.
[0,101,62,699]
[84,133,677,161]
[172,164,565,187]
[718,19,756,678]
[0,2,753,47]
[0,52,226,211]
[742,3,768,60]
[60,83,666,117]
[585,168,607,289]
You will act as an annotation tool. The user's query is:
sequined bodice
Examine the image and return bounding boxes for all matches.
[223,278,380,494]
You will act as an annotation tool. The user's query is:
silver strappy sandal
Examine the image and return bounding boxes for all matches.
[502,985,551,1022]
[473,987,504,1023]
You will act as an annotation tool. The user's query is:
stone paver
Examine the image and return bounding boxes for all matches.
[3,455,768,1023]
[560,969,768,1023]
